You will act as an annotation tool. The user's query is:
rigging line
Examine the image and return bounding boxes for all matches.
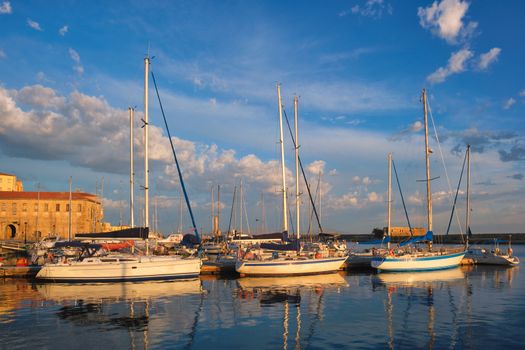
[242,184,251,235]
[393,160,414,237]
[151,71,201,243]
[426,99,464,236]
[445,147,467,237]
[282,107,324,233]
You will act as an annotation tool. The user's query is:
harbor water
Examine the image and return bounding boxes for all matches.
[1,245,524,349]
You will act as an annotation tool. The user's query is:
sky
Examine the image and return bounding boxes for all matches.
[0,0,524,236]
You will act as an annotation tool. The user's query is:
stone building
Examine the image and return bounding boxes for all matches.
[0,191,104,242]
[0,172,24,192]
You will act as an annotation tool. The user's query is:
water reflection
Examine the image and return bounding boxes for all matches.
[372,268,466,350]
[36,279,203,350]
[236,273,348,350]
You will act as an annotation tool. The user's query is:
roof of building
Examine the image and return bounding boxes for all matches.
[0,191,101,203]
[0,172,15,176]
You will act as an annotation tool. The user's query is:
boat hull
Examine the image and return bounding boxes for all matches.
[371,251,465,272]
[465,250,520,266]
[36,256,202,282]
[235,256,347,277]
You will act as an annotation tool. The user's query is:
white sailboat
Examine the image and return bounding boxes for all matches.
[462,145,519,266]
[36,56,201,282]
[236,85,347,277]
[371,88,466,272]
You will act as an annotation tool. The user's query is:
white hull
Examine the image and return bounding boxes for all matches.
[36,255,202,282]
[371,251,465,272]
[236,256,347,276]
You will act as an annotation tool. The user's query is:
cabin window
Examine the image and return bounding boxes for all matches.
[56,204,60,212]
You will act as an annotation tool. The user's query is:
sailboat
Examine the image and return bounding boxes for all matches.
[36,56,201,282]
[461,146,519,266]
[371,89,465,272]
[235,85,347,277]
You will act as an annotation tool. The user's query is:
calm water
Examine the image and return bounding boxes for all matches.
[1,245,524,350]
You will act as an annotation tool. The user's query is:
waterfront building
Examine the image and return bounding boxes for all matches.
[0,191,104,241]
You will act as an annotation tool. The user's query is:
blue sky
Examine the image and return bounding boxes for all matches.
[0,0,524,236]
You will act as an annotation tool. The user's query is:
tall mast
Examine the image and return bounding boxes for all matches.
[68,176,72,240]
[277,83,288,233]
[422,88,432,232]
[387,153,392,249]
[217,184,220,237]
[144,56,150,228]
[466,144,471,234]
[129,107,135,228]
[294,95,300,239]
[211,185,215,234]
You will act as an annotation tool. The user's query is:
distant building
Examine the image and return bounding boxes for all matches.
[0,191,104,241]
[0,172,24,192]
[385,226,427,237]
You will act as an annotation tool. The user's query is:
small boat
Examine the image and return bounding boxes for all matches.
[465,246,519,266]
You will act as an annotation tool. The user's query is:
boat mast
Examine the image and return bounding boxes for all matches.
[294,95,300,239]
[144,55,150,229]
[422,88,432,232]
[68,176,72,241]
[129,107,135,228]
[466,144,471,235]
[387,153,392,249]
[277,83,288,233]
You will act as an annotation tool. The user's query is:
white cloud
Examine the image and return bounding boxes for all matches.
[503,98,516,110]
[520,90,525,98]
[0,49,6,59]
[0,1,11,14]
[69,48,80,64]
[427,48,473,84]
[350,0,393,19]
[307,160,326,175]
[418,0,476,44]
[27,18,42,31]
[59,25,69,36]
[477,47,501,70]
[68,48,84,75]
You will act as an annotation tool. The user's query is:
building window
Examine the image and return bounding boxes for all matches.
[1,203,5,211]
[66,204,70,212]
[34,203,38,211]
[56,204,60,212]
[78,204,82,212]
[44,203,49,212]
[12,203,16,214]
[22,203,27,212]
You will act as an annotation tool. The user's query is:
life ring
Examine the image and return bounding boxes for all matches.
[389,249,395,257]
[16,257,29,266]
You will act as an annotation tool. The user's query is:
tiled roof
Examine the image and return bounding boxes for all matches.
[0,191,100,203]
